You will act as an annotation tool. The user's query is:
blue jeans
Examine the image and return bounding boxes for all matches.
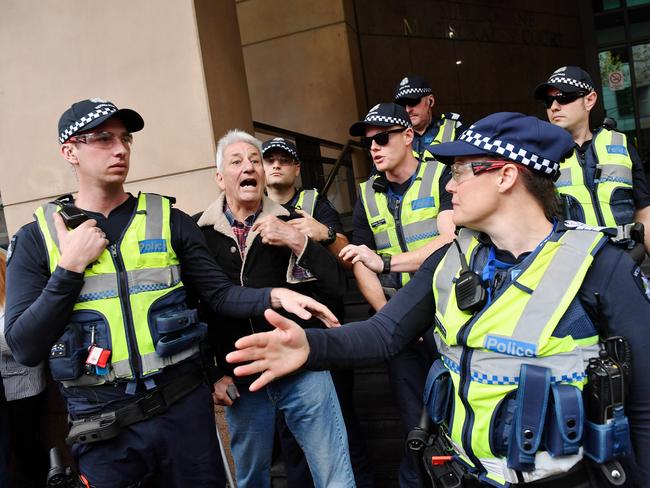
[226,370,354,488]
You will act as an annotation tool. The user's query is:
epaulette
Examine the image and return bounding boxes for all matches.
[443,112,461,121]
[560,220,617,237]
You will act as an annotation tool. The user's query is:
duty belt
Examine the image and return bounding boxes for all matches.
[66,369,204,445]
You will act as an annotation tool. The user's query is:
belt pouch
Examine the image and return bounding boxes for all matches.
[156,309,198,334]
[507,364,550,472]
[423,358,452,424]
[583,406,630,463]
[545,383,583,456]
[49,325,85,381]
[155,322,207,357]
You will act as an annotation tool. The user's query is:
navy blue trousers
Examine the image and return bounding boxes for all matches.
[73,383,226,488]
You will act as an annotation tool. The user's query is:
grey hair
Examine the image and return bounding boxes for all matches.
[215,129,263,172]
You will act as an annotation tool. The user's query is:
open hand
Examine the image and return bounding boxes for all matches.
[269,288,340,328]
[227,309,310,391]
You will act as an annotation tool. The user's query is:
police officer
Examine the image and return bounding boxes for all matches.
[4,98,338,488]
[227,112,650,487]
[348,102,456,487]
[262,137,375,488]
[534,65,650,257]
[393,75,463,162]
[262,137,351,264]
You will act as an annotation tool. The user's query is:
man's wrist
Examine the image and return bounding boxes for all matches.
[380,254,391,274]
[321,226,337,246]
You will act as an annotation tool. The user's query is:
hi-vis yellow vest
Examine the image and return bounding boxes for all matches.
[414,113,461,161]
[295,189,317,216]
[431,228,606,486]
[35,193,196,386]
[360,161,445,286]
[555,128,634,227]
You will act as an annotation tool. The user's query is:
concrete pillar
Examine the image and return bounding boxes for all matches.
[0,0,251,235]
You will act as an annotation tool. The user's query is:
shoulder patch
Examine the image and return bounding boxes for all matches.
[632,266,650,303]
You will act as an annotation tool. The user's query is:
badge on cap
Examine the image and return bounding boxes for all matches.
[400,77,409,86]
[89,97,108,103]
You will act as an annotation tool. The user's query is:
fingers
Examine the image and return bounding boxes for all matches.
[52,212,68,236]
[264,308,301,331]
[306,302,340,328]
[249,371,277,392]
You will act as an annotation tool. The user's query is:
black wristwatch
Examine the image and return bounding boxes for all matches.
[381,254,392,274]
[322,226,337,246]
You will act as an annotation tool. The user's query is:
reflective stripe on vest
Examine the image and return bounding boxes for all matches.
[360,161,444,285]
[417,116,459,161]
[35,193,195,385]
[556,129,633,227]
[431,228,606,484]
[295,189,318,216]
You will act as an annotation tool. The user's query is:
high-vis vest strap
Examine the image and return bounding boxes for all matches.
[35,193,196,386]
[295,189,318,216]
[431,227,606,486]
[555,128,633,227]
[360,161,444,286]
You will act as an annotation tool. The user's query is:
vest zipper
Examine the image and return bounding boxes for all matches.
[456,322,484,472]
[579,146,606,225]
[109,243,141,378]
[393,198,409,253]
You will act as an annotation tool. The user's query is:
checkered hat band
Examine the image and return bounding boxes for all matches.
[364,114,412,128]
[396,87,431,98]
[264,142,297,159]
[459,129,558,176]
[548,76,593,92]
[59,106,118,143]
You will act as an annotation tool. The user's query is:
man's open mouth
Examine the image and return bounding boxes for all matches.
[240,178,257,188]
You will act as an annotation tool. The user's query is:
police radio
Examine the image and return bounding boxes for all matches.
[53,195,89,229]
[585,293,632,424]
[453,240,487,313]
[372,173,389,193]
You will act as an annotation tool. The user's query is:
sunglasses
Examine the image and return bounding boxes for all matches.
[397,98,423,108]
[450,160,509,183]
[542,91,589,109]
[360,128,407,149]
[68,131,133,148]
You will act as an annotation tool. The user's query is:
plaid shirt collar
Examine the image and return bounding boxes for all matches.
[224,201,262,256]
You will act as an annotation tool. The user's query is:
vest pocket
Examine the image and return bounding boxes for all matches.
[490,395,516,457]
[49,312,111,381]
[423,359,452,424]
[49,325,85,381]
[608,189,635,225]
